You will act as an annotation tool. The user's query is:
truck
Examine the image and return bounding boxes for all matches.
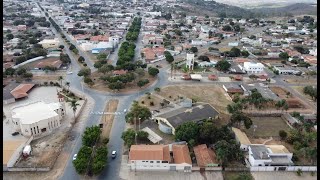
[190,74,202,81]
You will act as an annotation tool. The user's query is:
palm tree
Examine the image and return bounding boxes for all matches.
[58,76,63,87]
[69,99,80,122]
[65,81,70,92]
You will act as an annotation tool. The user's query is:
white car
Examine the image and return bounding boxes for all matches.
[67,71,73,75]
[111,151,117,159]
[124,109,127,113]
[73,154,77,161]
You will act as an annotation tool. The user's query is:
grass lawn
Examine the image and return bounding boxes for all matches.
[244,116,291,138]
[223,172,253,180]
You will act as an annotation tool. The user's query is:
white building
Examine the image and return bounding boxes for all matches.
[186,53,195,70]
[128,144,192,171]
[248,144,293,167]
[274,66,301,75]
[146,12,161,17]
[11,99,66,138]
[242,62,264,74]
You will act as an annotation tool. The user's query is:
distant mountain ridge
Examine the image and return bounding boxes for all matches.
[181,0,317,18]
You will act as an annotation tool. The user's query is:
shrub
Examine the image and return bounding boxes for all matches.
[141,101,145,104]
[102,138,109,144]
[49,81,54,85]
[150,101,154,106]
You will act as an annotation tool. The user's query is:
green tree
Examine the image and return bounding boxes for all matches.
[121,128,136,147]
[137,79,150,88]
[92,146,108,174]
[108,81,125,91]
[6,33,14,40]
[230,112,252,129]
[125,101,151,124]
[59,45,64,49]
[137,131,149,141]
[84,77,94,86]
[68,99,80,121]
[78,56,85,63]
[279,130,288,140]
[190,47,198,53]
[82,126,101,147]
[148,67,159,77]
[175,122,199,142]
[77,68,91,77]
[5,68,15,76]
[241,50,249,57]
[222,25,232,31]
[97,53,107,61]
[215,60,231,71]
[99,64,114,74]
[73,146,92,174]
[279,52,289,60]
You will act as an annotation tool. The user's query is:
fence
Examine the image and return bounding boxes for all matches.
[8,167,50,172]
[250,166,317,172]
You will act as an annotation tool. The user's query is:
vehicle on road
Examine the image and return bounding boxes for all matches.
[111,151,117,159]
[124,109,127,113]
[11,132,19,136]
[73,154,77,161]
[67,71,73,75]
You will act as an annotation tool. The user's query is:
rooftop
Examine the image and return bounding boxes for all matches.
[3,140,25,165]
[172,145,192,164]
[266,145,290,154]
[11,101,60,125]
[194,144,218,167]
[156,104,219,128]
[129,145,171,162]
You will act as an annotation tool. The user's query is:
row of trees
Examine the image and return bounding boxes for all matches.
[4,66,33,79]
[221,47,249,58]
[73,125,109,175]
[117,41,136,66]
[121,129,149,148]
[164,51,174,63]
[15,47,48,65]
[126,17,142,41]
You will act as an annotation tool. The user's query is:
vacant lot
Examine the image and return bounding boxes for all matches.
[285,78,317,85]
[138,94,163,111]
[157,85,232,115]
[291,86,314,102]
[223,172,253,180]
[269,86,305,108]
[244,116,291,138]
[100,99,118,140]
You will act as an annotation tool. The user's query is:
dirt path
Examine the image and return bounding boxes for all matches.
[100,99,119,140]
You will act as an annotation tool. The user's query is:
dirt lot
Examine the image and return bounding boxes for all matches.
[138,94,163,111]
[223,172,253,180]
[100,99,118,140]
[33,74,66,81]
[157,85,232,114]
[269,86,305,108]
[16,128,69,168]
[285,78,317,85]
[89,72,157,93]
[291,86,315,102]
[244,116,291,138]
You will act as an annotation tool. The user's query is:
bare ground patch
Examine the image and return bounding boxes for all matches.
[100,99,119,140]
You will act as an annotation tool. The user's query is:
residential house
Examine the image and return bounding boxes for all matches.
[3,83,35,105]
[17,25,27,31]
[222,84,243,94]
[194,144,219,167]
[143,34,163,46]
[274,66,301,75]
[112,70,127,76]
[248,144,293,167]
[90,35,109,43]
[128,144,192,172]
[302,55,317,65]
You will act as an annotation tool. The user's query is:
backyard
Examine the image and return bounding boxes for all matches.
[244,116,291,138]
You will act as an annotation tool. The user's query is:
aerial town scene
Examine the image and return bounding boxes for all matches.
[2,0,317,179]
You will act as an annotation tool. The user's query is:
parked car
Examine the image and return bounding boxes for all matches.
[111,151,117,159]
[73,154,77,161]
[11,132,19,136]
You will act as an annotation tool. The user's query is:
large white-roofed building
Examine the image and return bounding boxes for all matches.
[11,98,66,138]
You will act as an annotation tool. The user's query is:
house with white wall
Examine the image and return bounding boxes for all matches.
[128,144,192,172]
[248,144,294,167]
[242,62,264,74]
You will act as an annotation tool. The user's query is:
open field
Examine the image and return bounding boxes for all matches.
[138,94,163,111]
[100,99,118,140]
[157,85,232,115]
[269,86,305,108]
[291,86,314,102]
[244,116,291,138]
[285,78,317,84]
[33,75,66,81]
[89,72,157,93]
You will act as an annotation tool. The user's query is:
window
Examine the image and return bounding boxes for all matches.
[157,161,160,163]
[142,161,145,162]
[162,161,168,163]
[150,161,153,163]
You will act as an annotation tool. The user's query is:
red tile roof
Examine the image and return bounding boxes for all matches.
[10,84,35,99]
[194,144,218,167]
[112,69,127,75]
[90,35,109,42]
[172,145,192,164]
[129,145,171,162]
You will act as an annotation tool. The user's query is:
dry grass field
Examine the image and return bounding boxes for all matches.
[100,99,118,140]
